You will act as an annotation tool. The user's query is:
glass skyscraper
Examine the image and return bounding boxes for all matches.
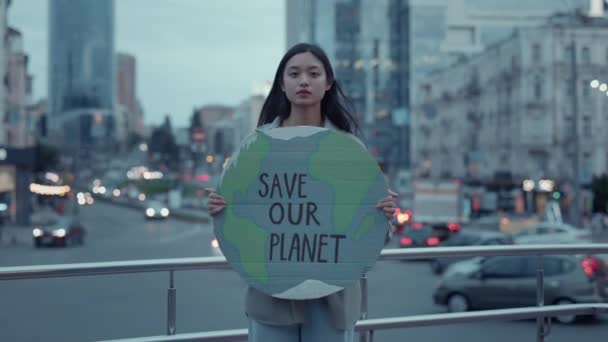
[48,0,115,148]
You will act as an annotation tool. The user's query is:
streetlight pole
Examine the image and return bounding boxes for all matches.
[570,33,582,226]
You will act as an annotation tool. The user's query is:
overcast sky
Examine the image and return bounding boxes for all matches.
[8,0,285,127]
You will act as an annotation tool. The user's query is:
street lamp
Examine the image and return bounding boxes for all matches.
[590,80,600,88]
[600,83,608,92]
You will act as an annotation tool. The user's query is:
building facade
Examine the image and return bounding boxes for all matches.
[48,0,115,149]
[412,14,608,186]
[286,0,410,169]
[0,0,8,145]
[116,52,144,138]
[6,27,34,148]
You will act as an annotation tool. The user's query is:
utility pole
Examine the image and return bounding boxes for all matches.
[570,32,582,226]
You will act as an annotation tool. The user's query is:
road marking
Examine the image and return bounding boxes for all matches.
[159,225,205,244]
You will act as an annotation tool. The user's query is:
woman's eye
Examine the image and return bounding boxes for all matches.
[311,72,320,77]
[289,72,298,77]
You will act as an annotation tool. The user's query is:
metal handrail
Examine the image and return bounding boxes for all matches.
[99,304,608,342]
[3,244,607,280]
[2,244,608,342]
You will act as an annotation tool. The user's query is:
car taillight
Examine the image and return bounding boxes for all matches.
[400,237,413,246]
[447,223,461,232]
[581,256,600,277]
[412,222,423,230]
[426,237,440,246]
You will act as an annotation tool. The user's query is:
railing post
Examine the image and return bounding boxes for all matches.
[167,270,176,335]
[536,254,549,342]
[359,275,369,342]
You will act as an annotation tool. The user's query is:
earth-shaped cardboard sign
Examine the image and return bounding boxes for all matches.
[214,126,388,300]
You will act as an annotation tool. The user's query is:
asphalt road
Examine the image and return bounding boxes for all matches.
[1,202,607,341]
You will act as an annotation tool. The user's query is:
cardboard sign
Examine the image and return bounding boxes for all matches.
[214,126,388,299]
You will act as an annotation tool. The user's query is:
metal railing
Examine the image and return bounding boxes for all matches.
[2,244,608,342]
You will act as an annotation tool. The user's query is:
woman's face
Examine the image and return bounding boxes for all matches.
[282,52,332,107]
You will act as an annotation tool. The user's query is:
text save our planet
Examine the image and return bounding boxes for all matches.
[258,172,346,264]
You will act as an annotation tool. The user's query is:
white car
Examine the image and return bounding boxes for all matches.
[145,200,170,219]
[513,222,591,244]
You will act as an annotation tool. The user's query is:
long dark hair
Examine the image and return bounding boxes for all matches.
[257,43,361,137]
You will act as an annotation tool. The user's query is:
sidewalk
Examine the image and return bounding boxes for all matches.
[0,224,33,247]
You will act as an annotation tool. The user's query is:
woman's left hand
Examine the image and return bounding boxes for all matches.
[377,189,399,220]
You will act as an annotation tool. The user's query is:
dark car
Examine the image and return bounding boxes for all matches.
[430,230,514,274]
[398,222,441,248]
[145,200,170,220]
[433,254,608,323]
[32,216,86,247]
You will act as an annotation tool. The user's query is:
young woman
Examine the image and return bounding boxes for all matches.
[206,43,397,342]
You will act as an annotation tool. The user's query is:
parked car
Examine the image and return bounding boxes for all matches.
[513,222,591,244]
[430,230,514,274]
[145,200,170,219]
[433,254,608,323]
[32,216,86,247]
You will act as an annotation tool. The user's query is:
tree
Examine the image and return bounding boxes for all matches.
[591,174,608,213]
[190,107,202,130]
[33,142,60,173]
[148,115,179,170]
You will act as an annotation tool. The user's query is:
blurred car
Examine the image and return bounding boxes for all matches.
[77,192,94,206]
[433,254,608,323]
[430,230,514,274]
[513,222,591,245]
[398,222,442,249]
[32,216,86,247]
[145,200,170,219]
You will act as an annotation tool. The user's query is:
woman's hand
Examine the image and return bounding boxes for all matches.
[205,188,226,216]
[377,189,399,221]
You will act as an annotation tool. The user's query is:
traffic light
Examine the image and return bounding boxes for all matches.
[552,191,561,200]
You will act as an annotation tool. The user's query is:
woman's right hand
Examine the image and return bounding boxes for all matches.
[205,188,226,216]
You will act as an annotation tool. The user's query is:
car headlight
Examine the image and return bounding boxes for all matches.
[33,228,43,237]
[52,228,66,238]
[146,208,155,216]
[160,208,169,216]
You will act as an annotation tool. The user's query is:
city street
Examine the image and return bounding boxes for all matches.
[0,202,607,341]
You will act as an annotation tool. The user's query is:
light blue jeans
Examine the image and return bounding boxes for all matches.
[248,299,355,342]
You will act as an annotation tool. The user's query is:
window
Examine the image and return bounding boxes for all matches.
[532,43,541,62]
[582,46,591,64]
[522,257,563,277]
[583,116,592,135]
[482,257,524,278]
[564,45,574,62]
[535,227,550,235]
[534,75,543,99]
[583,80,591,98]
[511,55,518,70]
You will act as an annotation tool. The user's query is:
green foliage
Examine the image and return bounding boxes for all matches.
[147,116,179,169]
[134,179,178,196]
